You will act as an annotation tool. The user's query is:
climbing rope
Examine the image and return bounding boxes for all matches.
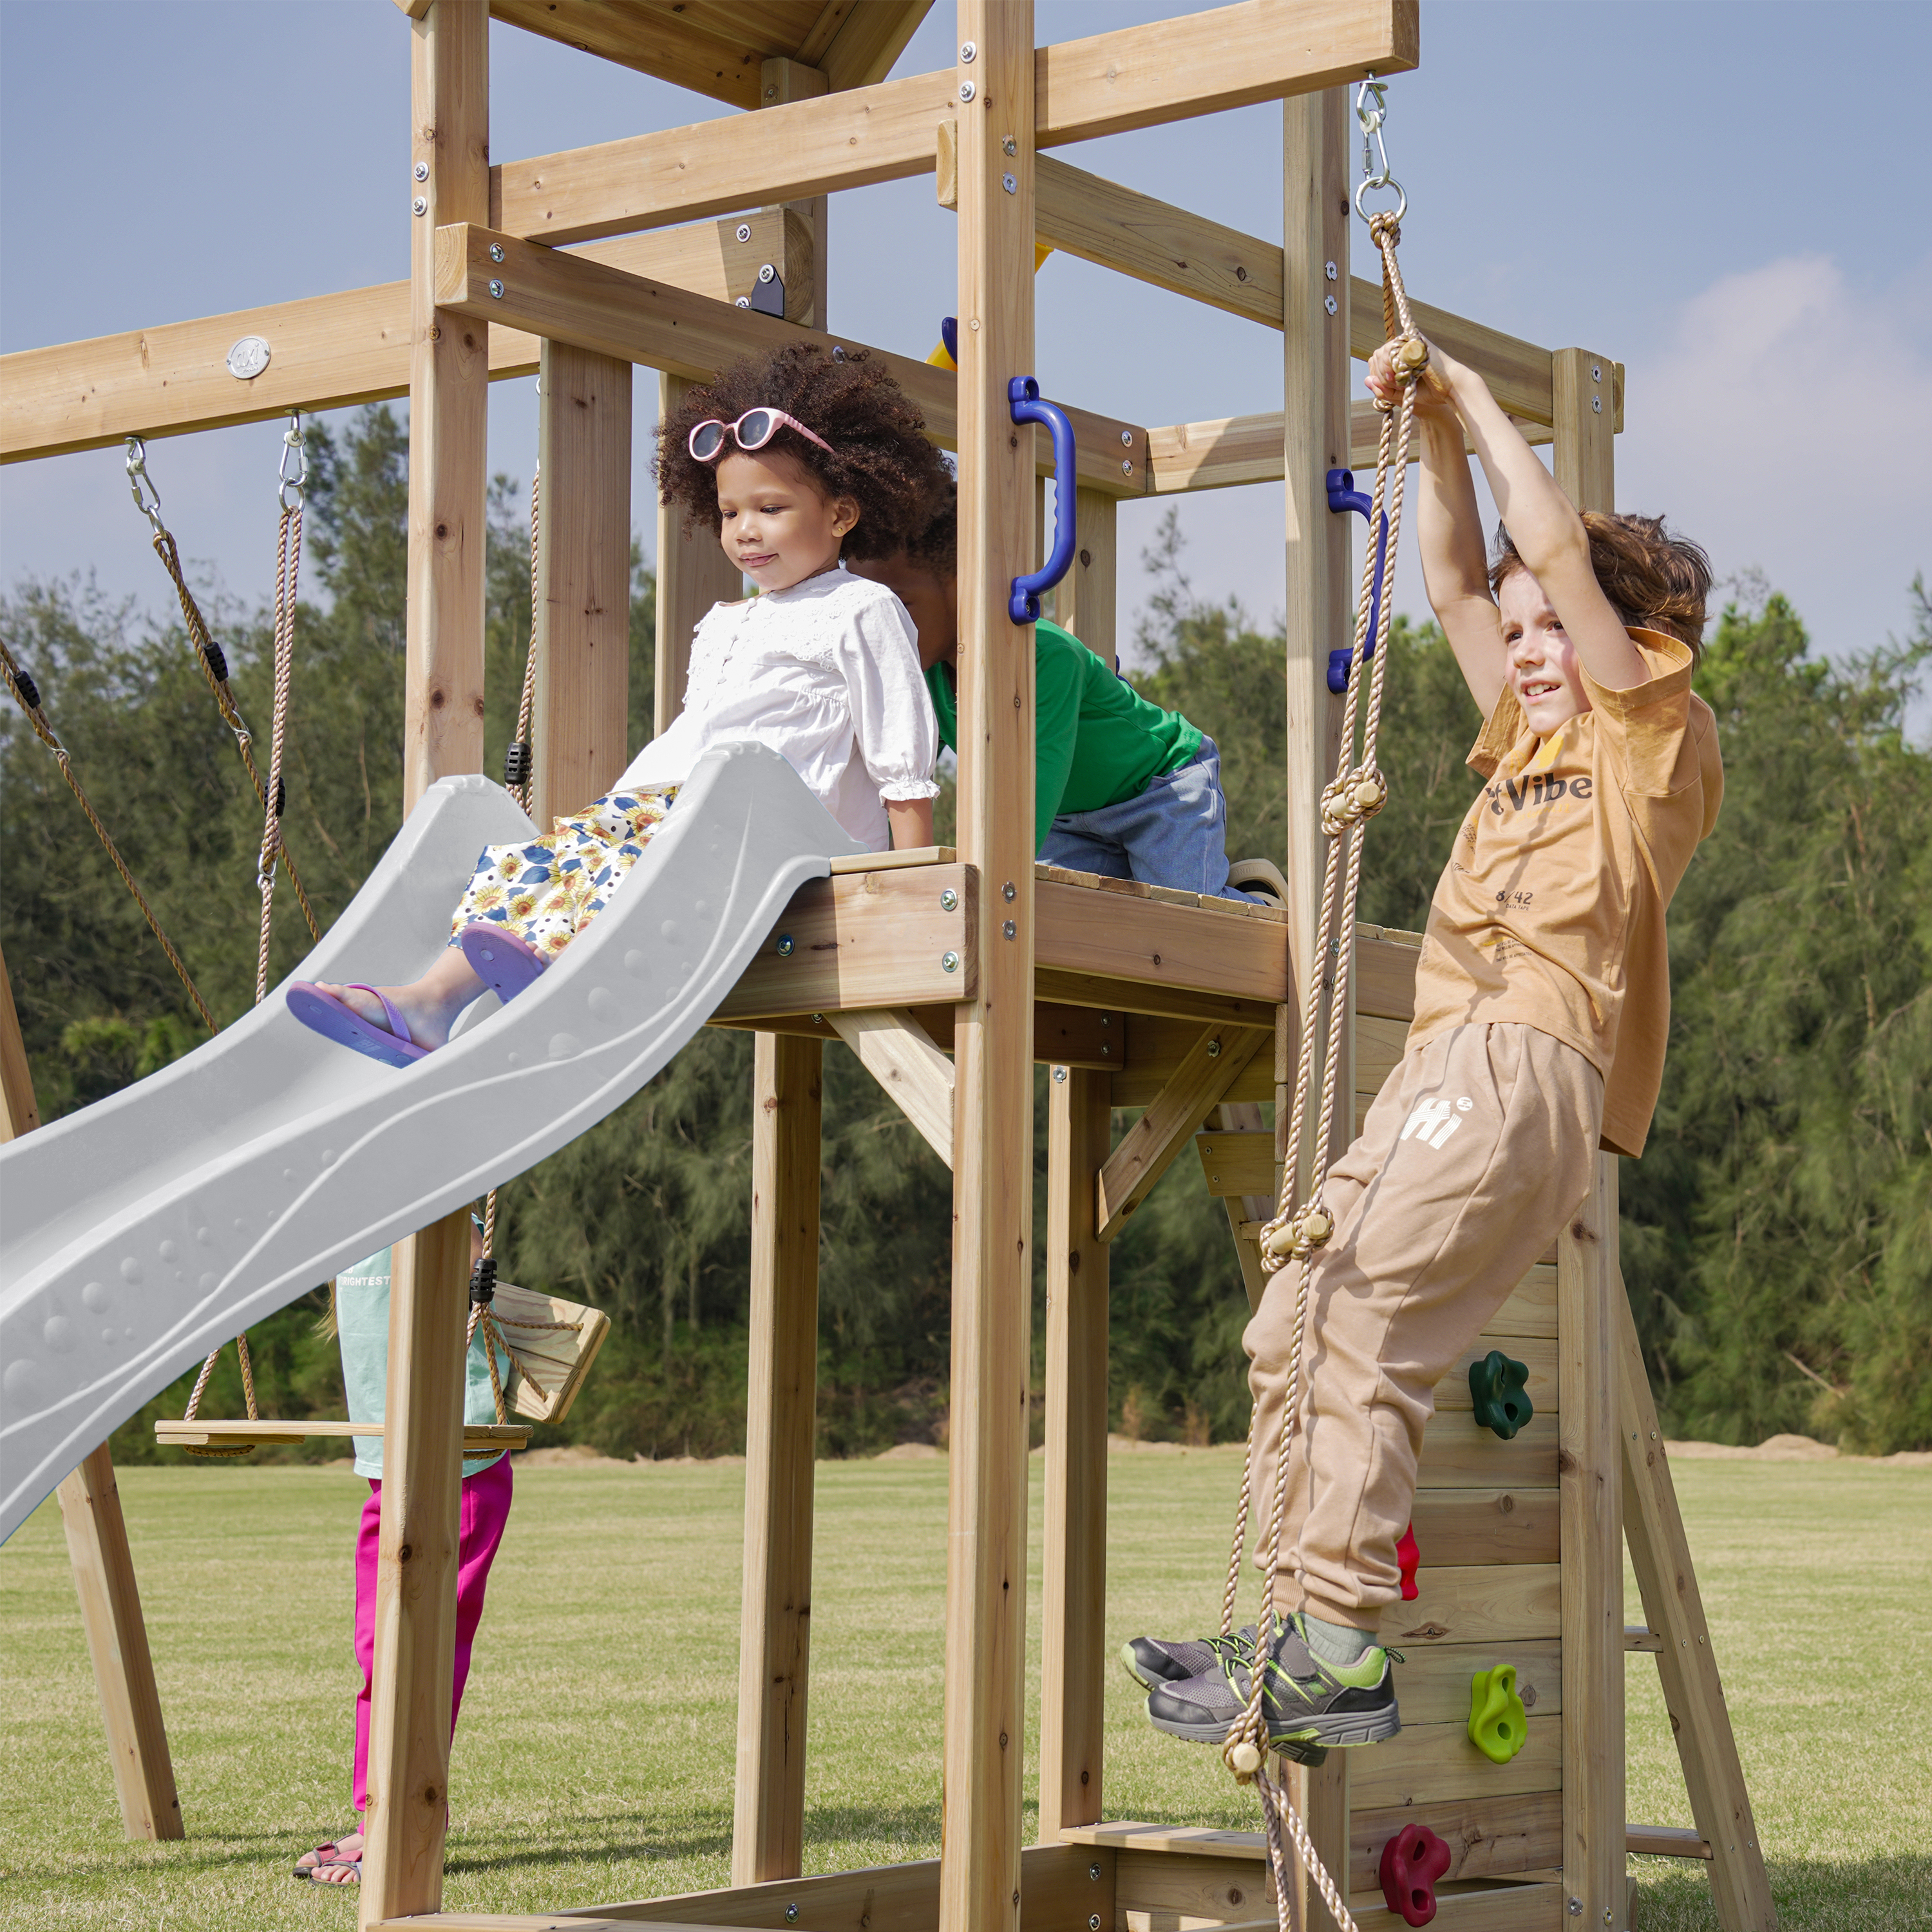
[1216,77,1431,1932]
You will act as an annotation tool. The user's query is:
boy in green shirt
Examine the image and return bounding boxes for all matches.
[849,504,1255,900]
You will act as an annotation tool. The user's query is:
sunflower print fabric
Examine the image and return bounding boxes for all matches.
[449,788,678,958]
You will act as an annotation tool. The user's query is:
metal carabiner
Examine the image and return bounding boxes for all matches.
[126,435,167,537]
[279,410,307,512]
[1352,73,1405,224]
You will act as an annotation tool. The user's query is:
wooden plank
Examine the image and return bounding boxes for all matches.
[1559,1155,1624,1931]
[1356,928,1421,1021]
[815,0,938,94]
[1039,1065,1112,1838]
[153,1420,527,1448]
[364,12,489,1922]
[0,939,43,1138]
[1407,1488,1560,1568]
[654,375,748,735]
[712,865,973,1019]
[1195,1128,1274,1198]
[1489,1264,1558,1340]
[1387,1636,1562,1728]
[1625,1623,1665,1653]
[1616,1279,1776,1929]
[732,1034,822,1884]
[828,844,956,873]
[1055,486,1118,667]
[1435,1334,1558,1416]
[0,210,804,464]
[1353,1790,1564,1893]
[1416,1410,1559,1490]
[1339,1886,1564,1932]
[489,1,1417,245]
[941,7,1037,1925]
[1553,349,1616,518]
[1625,1824,1713,1860]
[1379,1564,1563,1649]
[715,999,1122,1068]
[1036,878,1289,1005]
[1096,1028,1268,1241]
[825,1008,954,1165]
[1112,1012,1273,1104]
[1100,1864,1561,1932]
[488,0,765,108]
[489,1280,609,1424]
[1350,1714,1562,1812]
[533,340,631,823]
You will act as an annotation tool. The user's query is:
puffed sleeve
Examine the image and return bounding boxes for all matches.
[835,585,942,803]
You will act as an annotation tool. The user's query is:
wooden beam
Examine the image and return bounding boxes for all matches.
[826,1008,956,1166]
[1036,877,1288,1005]
[1559,1156,1625,1932]
[1616,1281,1776,1927]
[489,0,764,108]
[1095,1026,1267,1242]
[1553,348,1618,516]
[1054,488,1117,665]
[732,1033,824,1884]
[941,4,1036,1924]
[0,210,807,464]
[761,59,831,330]
[533,341,631,822]
[654,375,746,736]
[1038,1064,1112,1839]
[1625,1824,1715,1861]
[0,939,40,1139]
[491,0,1417,244]
[815,0,937,93]
[437,221,1150,497]
[153,1420,526,1450]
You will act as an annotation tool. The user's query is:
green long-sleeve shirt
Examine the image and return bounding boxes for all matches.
[924,620,1202,851]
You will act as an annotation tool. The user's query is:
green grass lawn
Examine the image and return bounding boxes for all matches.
[1,1448,1924,1929]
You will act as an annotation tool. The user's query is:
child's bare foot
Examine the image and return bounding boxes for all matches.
[293,1826,363,1882]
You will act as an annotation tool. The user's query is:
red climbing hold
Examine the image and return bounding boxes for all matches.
[1397,1520,1421,1600]
[1379,1821,1453,1927]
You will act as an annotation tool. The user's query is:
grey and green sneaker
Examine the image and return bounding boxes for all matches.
[1119,1625,1256,1690]
[1144,1611,1400,1753]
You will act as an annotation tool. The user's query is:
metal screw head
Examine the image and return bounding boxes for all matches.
[1003,919,1017,940]
[1002,172,1018,195]
[736,222,752,243]
[412,196,428,216]
[1590,363,1602,381]
[940,887,959,911]
[1053,1066,1068,1084]
[775,934,795,957]
[941,951,961,973]
[758,262,776,282]
[1207,1037,1222,1057]
[811,1014,824,1024]
[785,1909,799,1926]
[1325,294,1339,316]
[1090,1919,1102,1931]
[1120,430,1133,448]
[1591,397,1602,414]
[960,39,976,61]
[1121,459,1134,475]
[489,242,506,263]
[1325,259,1338,279]
[959,80,976,102]
[736,297,752,309]
[413,160,430,182]
[488,279,504,299]
[1090,1863,1103,1881]
[1002,880,1017,902]
[1003,135,1017,156]
[1567,1901,1583,1918]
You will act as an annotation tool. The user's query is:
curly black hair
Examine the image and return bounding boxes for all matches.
[655,343,952,563]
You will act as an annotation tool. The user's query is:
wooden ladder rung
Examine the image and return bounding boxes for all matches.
[1625,1824,1714,1860]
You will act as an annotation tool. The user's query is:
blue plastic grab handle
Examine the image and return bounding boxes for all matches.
[1325,467,1390,694]
[1009,377,1079,624]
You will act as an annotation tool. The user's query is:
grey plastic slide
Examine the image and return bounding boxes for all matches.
[0,743,863,1541]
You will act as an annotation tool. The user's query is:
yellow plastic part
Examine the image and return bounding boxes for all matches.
[1468,1662,1528,1764]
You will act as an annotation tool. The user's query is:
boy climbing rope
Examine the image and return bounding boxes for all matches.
[287,345,950,1063]
[849,498,1256,899]
[1125,333,1720,1762]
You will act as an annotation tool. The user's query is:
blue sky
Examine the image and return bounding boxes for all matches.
[3,1,1927,708]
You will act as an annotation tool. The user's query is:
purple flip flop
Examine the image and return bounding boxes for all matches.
[459,923,549,1004]
[286,983,430,1068]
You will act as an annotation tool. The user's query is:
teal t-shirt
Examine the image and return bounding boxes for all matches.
[336,1247,513,1479]
[924,620,1203,851]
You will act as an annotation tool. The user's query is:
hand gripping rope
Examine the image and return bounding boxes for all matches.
[1215,77,1430,1932]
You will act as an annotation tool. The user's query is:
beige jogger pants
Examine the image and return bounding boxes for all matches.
[1243,1022,1603,1629]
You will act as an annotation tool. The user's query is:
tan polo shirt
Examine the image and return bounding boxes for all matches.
[1406,629,1722,1158]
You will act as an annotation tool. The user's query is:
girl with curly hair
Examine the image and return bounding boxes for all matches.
[289,344,950,1064]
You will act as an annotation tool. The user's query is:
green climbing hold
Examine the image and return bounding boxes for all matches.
[1468,1349,1533,1439]
[1468,1663,1529,1764]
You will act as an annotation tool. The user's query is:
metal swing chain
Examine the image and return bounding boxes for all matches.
[1213,77,1430,1932]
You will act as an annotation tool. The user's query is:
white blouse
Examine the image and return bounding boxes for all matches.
[616,566,940,852]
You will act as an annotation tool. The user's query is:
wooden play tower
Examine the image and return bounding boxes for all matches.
[1,3,1777,1929]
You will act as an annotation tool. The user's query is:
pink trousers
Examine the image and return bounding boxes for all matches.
[352,1454,514,1812]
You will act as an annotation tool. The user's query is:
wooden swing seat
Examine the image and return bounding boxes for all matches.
[154,1419,529,1452]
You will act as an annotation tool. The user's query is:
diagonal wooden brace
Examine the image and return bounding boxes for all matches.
[826,1009,956,1168]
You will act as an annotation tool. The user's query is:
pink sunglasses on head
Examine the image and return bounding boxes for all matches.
[688,407,835,463]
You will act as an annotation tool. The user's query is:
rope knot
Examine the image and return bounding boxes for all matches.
[1260,1202,1336,1265]
[1320,768,1388,837]
[1368,211,1403,251]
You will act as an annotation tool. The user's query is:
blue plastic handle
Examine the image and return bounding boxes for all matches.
[1325,466,1390,694]
[1009,377,1079,624]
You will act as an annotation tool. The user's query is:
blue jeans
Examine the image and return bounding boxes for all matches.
[1039,738,1256,902]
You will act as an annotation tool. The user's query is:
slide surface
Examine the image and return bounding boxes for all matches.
[0,743,862,1540]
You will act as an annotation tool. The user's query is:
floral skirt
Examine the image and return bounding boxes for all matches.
[449,788,677,959]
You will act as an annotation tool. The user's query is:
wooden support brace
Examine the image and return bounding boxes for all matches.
[826,1009,956,1166]
[1095,1027,1267,1242]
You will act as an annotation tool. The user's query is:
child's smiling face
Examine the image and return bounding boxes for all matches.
[1498,567,1593,734]
[715,449,857,592]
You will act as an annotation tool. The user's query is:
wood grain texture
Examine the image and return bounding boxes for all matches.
[733,1034,823,1883]
[1351,1790,1564,1893]
[1379,1562,1563,1649]
[533,341,631,823]
[1038,1066,1112,1837]
[1415,1411,1560,1490]
[1350,1714,1562,1812]
[760,57,830,331]
[1387,1635,1562,1727]
[489,0,766,106]
[1434,1334,1558,1416]
[1054,486,1118,665]
[653,374,746,735]
[825,1008,955,1164]
[1036,878,1289,1005]
[153,1420,527,1448]
[0,939,41,1143]
[1553,348,1617,515]
[814,0,938,93]
[1407,1487,1560,1567]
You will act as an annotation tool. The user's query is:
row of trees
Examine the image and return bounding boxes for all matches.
[3,407,1926,1458]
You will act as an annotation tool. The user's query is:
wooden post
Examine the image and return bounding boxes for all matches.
[942,3,1037,1927]
[1560,1155,1626,1931]
[362,5,488,1924]
[1055,488,1117,662]
[534,339,632,824]
[1552,348,1616,517]
[2,942,182,1844]
[653,373,743,737]
[732,1034,824,1884]
[1280,84,1354,1926]
[1038,1065,1111,1839]
[759,58,830,329]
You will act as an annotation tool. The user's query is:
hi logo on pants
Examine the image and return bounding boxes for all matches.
[1399,1095,1474,1149]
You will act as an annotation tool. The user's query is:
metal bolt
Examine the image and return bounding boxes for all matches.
[489,242,505,263]
[1591,397,1602,414]
[736,222,752,243]
[488,279,504,299]
[412,196,428,216]
[759,262,776,282]
[1121,459,1133,476]
[1002,173,1018,195]
[1003,135,1017,156]
[735,296,753,308]
[775,934,795,957]
[1325,294,1338,315]
[940,888,959,911]
[414,161,430,182]
[1207,1038,1222,1057]
[942,951,961,973]
[1002,880,1017,901]
[960,39,976,61]
[959,80,976,102]
[1089,1863,1103,1881]
[1100,1014,1111,1026]
[1325,260,1338,280]
[811,1013,824,1024]
[785,1909,799,1926]
[1054,1066,1068,1084]
[1090,1920,1102,1931]
[1003,920,1017,940]
[1591,363,1602,381]
[1120,430,1133,448]
[1567,1901,1583,1918]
